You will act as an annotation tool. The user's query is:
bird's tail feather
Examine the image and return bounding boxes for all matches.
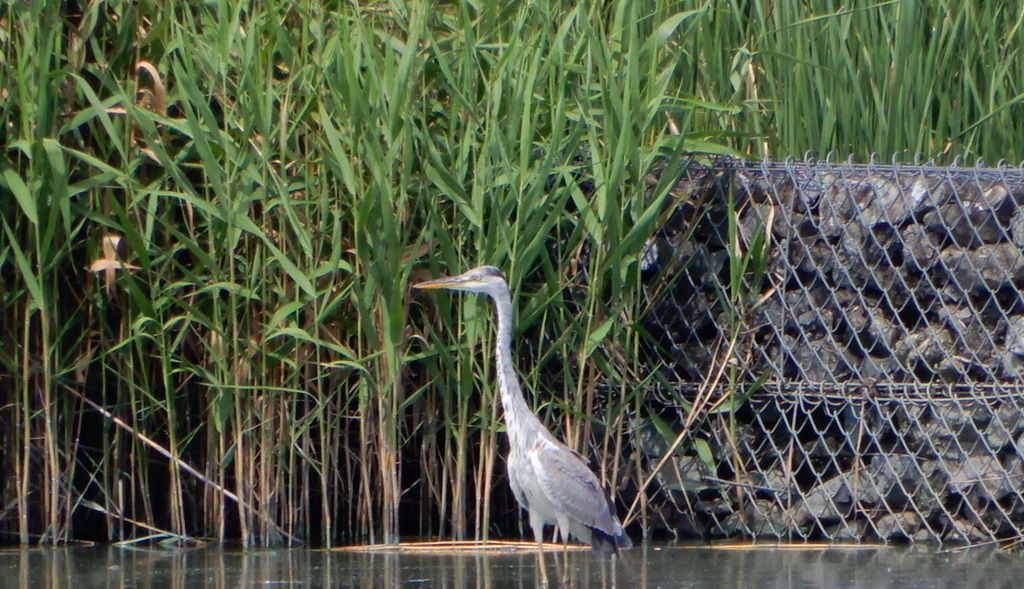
[589,526,632,557]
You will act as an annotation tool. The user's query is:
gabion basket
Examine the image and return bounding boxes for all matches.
[639,156,1024,545]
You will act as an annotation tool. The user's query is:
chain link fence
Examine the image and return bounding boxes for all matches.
[639,157,1024,545]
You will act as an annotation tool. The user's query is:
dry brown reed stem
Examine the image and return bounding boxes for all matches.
[64,386,299,544]
[334,539,592,553]
[622,333,741,526]
[78,499,186,543]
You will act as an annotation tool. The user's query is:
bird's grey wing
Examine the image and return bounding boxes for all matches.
[530,441,618,534]
[506,450,531,510]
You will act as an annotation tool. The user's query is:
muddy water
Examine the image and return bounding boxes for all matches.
[1,542,1022,588]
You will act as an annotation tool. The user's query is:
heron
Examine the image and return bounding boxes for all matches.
[414,265,631,578]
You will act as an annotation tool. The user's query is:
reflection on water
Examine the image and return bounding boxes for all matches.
[2,542,1024,589]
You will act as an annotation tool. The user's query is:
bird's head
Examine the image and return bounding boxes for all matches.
[413,265,508,298]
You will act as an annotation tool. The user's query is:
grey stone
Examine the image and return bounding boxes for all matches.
[935,303,998,371]
[825,518,871,541]
[793,476,853,524]
[945,455,1022,501]
[739,499,796,536]
[900,223,940,272]
[873,512,926,540]
[861,455,943,513]
[1001,317,1024,380]
[938,242,1024,292]
[982,404,1024,448]
[943,517,991,542]
[1011,206,1024,247]
[923,183,1015,248]
[923,402,987,458]
[784,332,846,382]
[894,324,954,370]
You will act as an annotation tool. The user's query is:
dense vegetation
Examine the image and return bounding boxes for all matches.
[2,0,1023,546]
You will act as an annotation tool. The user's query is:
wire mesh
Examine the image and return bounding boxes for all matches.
[639,156,1024,545]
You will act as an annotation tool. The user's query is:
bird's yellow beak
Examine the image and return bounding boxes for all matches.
[413,275,468,290]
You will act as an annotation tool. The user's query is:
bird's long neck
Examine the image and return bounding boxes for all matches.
[490,286,546,447]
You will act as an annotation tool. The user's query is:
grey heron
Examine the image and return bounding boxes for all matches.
[414,265,632,566]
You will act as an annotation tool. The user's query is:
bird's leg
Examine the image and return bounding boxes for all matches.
[531,518,548,587]
[559,534,570,586]
[552,521,570,585]
[536,536,549,587]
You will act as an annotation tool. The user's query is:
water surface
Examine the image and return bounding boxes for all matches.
[2,542,1022,588]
